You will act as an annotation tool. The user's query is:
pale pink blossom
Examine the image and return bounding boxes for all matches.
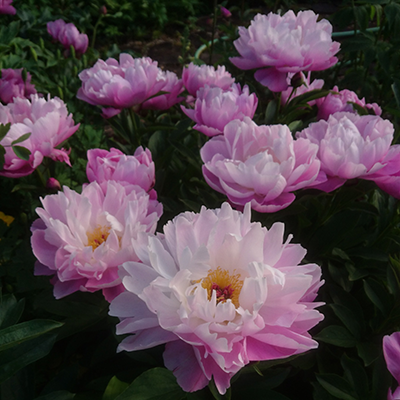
[201,117,325,212]
[31,180,163,302]
[182,63,235,97]
[77,55,184,117]
[0,69,37,104]
[317,86,382,120]
[109,202,324,394]
[0,94,79,178]
[86,147,155,194]
[230,10,340,92]
[281,72,324,106]
[0,0,15,15]
[47,19,88,55]
[181,84,258,137]
[296,112,394,192]
[383,332,400,399]
[364,145,400,199]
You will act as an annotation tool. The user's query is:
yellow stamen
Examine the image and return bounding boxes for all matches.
[201,266,243,308]
[87,225,110,249]
[0,212,14,227]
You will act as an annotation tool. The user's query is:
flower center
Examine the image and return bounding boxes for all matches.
[87,225,110,249]
[201,266,243,307]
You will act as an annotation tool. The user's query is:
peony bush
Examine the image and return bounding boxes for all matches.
[0,3,400,400]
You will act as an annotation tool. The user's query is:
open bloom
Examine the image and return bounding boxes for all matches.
[0,94,79,178]
[182,63,235,97]
[230,10,340,92]
[77,54,184,118]
[201,117,324,212]
[0,69,37,104]
[181,84,258,137]
[31,181,163,302]
[317,86,382,120]
[109,202,324,394]
[47,19,88,55]
[296,112,395,192]
[383,332,400,399]
[0,0,15,15]
[86,147,155,194]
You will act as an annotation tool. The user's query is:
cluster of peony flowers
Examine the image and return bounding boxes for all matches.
[109,202,324,394]
[47,19,89,56]
[296,112,400,197]
[230,10,340,92]
[31,147,162,302]
[0,0,15,15]
[0,94,79,177]
[181,83,258,137]
[77,54,184,118]
[0,68,37,104]
[201,117,325,212]
[383,332,400,399]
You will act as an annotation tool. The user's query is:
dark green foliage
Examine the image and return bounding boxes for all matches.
[0,1,399,399]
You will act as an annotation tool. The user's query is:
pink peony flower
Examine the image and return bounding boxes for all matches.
[383,332,400,400]
[0,94,79,178]
[181,83,258,137]
[0,0,15,15]
[182,62,235,97]
[281,72,324,106]
[0,68,37,104]
[31,180,163,302]
[296,112,394,192]
[230,10,340,92]
[317,86,382,120]
[77,54,184,118]
[201,117,325,212]
[109,202,324,394]
[86,147,155,194]
[47,19,88,55]
[364,145,400,199]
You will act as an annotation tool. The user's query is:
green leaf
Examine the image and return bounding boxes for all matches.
[385,3,400,33]
[264,99,277,124]
[0,294,25,329]
[391,80,400,109]
[341,35,374,53]
[316,374,357,400]
[356,342,381,366]
[341,354,369,399]
[35,391,75,400]
[11,132,31,146]
[330,304,364,339]
[0,319,63,352]
[12,146,31,161]
[0,122,11,141]
[115,368,185,400]
[0,332,58,383]
[315,325,357,348]
[287,89,331,107]
[363,278,392,314]
[103,376,130,400]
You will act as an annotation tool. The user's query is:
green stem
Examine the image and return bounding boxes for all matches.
[209,0,218,65]
[91,15,103,50]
